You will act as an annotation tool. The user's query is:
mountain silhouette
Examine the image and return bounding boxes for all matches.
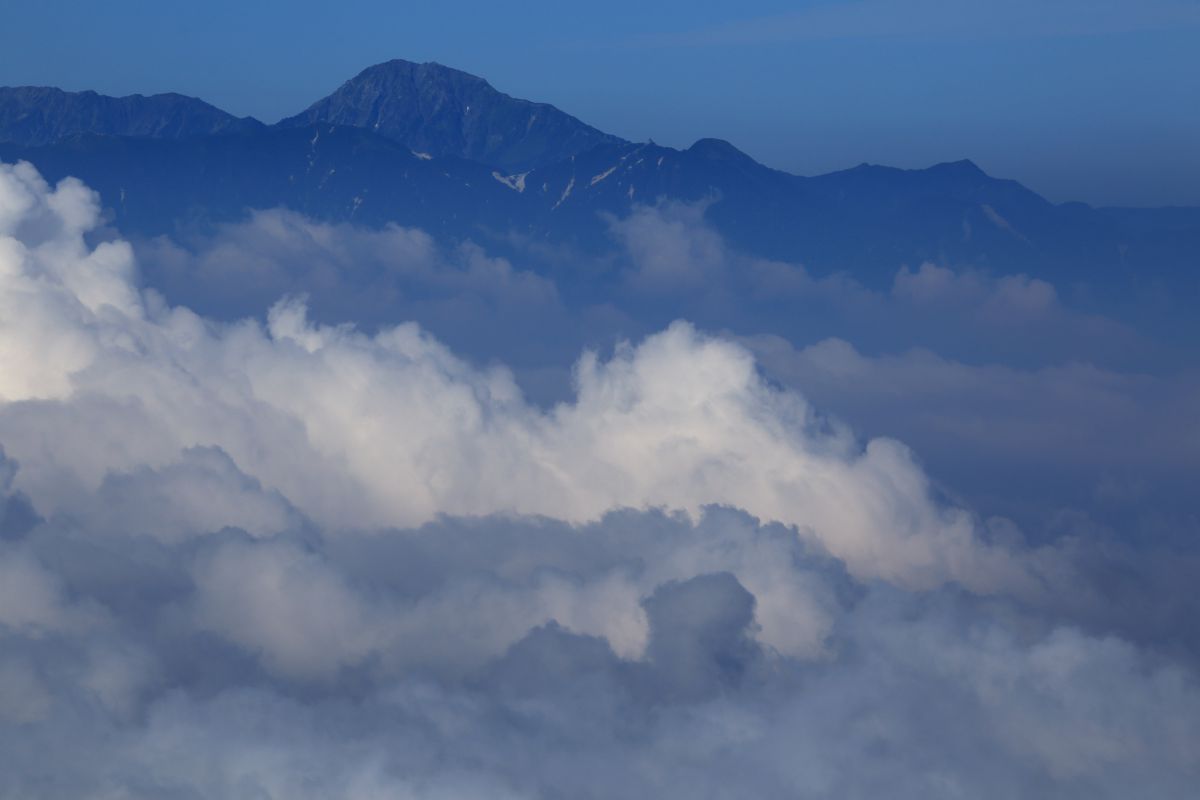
[0,59,1195,295]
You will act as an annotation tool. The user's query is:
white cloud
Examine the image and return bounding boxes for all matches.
[0,161,1197,797]
[605,198,727,290]
[137,207,561,327]
[0,162,1030,595]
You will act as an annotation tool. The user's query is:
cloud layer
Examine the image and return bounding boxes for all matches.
[0,161,1197,797]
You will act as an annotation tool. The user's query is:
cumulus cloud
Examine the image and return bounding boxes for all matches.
[893,261,1057,317]
[4,508,1199,797]
[0,160,1197,797]
[601,200,1195,550]
[602,200,1146,370]
[0,163,1039,591]
[605,198,728,291]
[128,196,1157,422]
[138,207,561,325]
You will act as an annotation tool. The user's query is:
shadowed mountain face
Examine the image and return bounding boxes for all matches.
[0,86,264,145]
[0,125,516,240]
[7,128,1193,300]
[276,59,626,172]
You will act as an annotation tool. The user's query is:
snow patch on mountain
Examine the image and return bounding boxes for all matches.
[590,166,617,186]
[554,175,575,209]
[492,171,528,192]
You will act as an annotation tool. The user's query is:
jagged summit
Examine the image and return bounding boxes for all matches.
[0,86,263,146]
[277,59,626,173]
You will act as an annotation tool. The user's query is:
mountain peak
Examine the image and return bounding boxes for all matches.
[366,59,488,82]
[278,59,626,172]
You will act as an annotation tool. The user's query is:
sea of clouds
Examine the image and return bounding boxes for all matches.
[0,160,1197,797]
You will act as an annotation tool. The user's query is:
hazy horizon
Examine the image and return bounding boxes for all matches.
[4,0,1198,206]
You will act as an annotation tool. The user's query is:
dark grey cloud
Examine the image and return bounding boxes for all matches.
[0,449,39,541]
[3,502,1198,798]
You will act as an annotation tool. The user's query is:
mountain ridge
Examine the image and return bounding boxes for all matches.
[0,59,1195,296]
[0,86,264,145]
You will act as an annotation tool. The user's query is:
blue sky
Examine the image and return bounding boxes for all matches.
[2,0,1198,205]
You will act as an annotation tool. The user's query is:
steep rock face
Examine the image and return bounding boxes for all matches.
[277,59,625,172]
[0,87,263,145]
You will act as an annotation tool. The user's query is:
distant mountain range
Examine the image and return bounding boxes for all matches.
[1,59,1196,292]
[0,86,263,145]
